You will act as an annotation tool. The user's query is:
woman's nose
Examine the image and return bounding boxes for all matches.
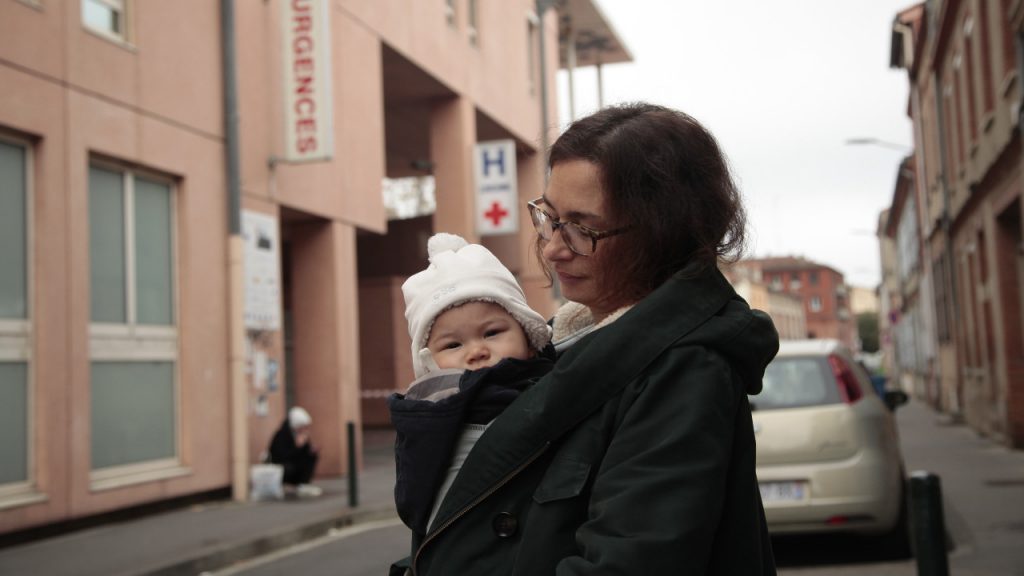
[542,228,573,261]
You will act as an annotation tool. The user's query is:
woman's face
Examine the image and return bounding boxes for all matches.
[542,160,628,321]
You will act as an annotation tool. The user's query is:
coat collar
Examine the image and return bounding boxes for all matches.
[428,265,738,533]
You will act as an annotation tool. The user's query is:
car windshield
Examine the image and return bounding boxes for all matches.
[750,356,841,410]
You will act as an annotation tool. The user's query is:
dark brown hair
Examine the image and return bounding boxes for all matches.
[539,102,746,302]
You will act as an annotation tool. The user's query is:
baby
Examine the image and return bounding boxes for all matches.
[389,233,553,537]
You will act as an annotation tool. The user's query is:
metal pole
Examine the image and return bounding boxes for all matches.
[536,0,552,178]
[596,61,604,109]
[567,27,577,122]
[347,421,358,507]
[221,0,248,502]
[910,471,949,576]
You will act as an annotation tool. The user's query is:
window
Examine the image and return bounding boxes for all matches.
[0,137,32,494]
[527,11,539,96]
[445,0,456,27]
[88,162,179,482]
[82,0,127,42]
[468,0,478,45]
[790,277,802,290]
[770,275,782,291]
[809,271,819,285]
[810,296,823,312]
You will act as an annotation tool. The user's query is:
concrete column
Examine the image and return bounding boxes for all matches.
[289,220,362,477]
[516,151,558,318]
[430,96,478,240]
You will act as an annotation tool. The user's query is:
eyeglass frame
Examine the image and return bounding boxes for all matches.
[526,197,631,256]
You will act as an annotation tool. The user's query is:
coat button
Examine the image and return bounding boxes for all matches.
[492,512,518,538]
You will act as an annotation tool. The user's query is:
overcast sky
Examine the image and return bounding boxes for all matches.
[557,1,915,288]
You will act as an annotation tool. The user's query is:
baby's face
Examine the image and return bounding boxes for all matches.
[427,301,531,371]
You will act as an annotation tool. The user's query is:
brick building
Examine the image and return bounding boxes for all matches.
[731,257,857,351]
[889,0,1024,446]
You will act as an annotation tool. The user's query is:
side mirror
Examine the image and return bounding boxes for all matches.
[884,390,909,411]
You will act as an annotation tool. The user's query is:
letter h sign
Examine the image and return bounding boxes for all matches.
[474,140,518,236]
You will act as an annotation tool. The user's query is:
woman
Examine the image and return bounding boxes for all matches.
[392,102,779,575]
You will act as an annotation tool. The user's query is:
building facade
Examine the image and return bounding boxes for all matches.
[724,265,807,341]
[732,257,858,351]
[882,156,938,398]
[0,0,629,534]
[889,0,1024,446]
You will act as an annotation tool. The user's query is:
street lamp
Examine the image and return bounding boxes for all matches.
[845,137,912,151]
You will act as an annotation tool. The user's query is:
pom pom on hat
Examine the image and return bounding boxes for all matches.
[403,233,552,378]
[288,406,312,429]
[427,233,468,257]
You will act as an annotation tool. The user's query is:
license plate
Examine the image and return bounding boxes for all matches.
[759,481,807,502]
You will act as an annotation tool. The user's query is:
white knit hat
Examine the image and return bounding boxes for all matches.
[288,406,312,429]
[403,233,552,377]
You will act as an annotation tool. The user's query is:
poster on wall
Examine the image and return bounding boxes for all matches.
[243,210,282,331]
[474,139,519,236]
[281,0,334,162]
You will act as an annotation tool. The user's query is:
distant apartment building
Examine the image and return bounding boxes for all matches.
[0,0,630,534]
[850,285,880,315]
[724,262,807,342]
[877,209,901,382]
[881,156,935,399]
[731,257,857,351]
[889,1,1024,446]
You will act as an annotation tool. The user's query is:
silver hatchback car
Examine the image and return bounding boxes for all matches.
[751,339,909,545]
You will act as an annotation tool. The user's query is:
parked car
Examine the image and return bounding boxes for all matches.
[751,339,909,546]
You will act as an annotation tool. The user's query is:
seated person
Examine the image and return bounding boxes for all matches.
[268,406,322,498]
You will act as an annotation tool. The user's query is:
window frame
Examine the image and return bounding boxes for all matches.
[0,133,43,508]
[467,0,479,46]
[87,159,185,488]
[81,0,130,45]
[445,0,456,27]
[810,295,823,313]
[527,10,539,96]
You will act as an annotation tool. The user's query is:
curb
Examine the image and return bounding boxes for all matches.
[142,506,400,576]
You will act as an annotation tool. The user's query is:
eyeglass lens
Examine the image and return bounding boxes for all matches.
[530,204,592,256]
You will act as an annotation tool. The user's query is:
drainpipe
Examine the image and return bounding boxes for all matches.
[537,0,553,175]
[221,0,248,502]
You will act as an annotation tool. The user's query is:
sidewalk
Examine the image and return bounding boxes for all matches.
[1,402,1023,575]
[897,399,1024,575]
[0,430,401,576]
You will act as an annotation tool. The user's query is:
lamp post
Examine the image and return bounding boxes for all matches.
[845,137,912,151]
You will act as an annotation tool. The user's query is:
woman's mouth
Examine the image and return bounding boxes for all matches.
[556,270,583,284]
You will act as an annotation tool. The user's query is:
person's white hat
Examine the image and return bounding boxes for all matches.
[402,233,552,378]
[288,406,312,429]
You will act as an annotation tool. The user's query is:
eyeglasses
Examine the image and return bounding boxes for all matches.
[527,197,630,257]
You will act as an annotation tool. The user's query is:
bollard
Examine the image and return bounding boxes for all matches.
[347,421,359,508]
[909,471,949,576]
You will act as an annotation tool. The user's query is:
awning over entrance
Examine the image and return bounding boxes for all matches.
[557,0,633,69]
[555,0,634,119]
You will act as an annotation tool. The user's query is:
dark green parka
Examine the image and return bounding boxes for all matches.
[393,265,779,575]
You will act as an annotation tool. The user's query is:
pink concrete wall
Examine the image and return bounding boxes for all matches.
[235,1,387,233]
[339,0,548,148]
[0,51,72,534]
[0,0,230,531]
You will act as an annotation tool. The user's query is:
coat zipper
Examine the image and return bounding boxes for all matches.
[410,441,551,576]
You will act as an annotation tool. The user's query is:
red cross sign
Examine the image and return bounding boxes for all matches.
[484,201,509,226]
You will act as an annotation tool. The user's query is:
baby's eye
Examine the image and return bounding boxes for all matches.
[442,341,461,350]
[484,328,505,338]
